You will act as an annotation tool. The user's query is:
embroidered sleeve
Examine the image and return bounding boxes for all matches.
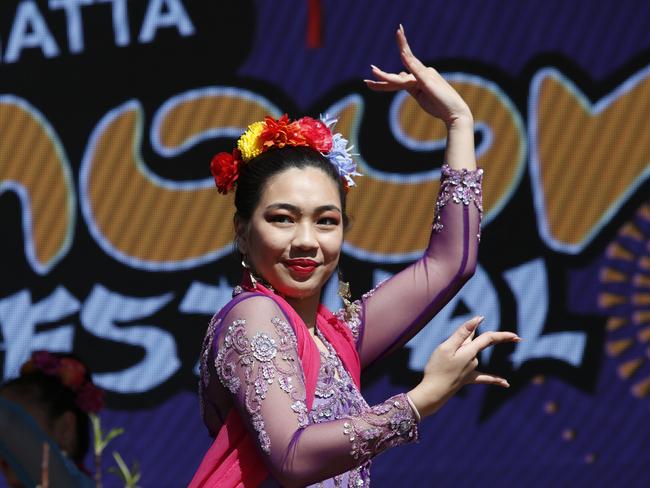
[208,297,418,486]
[341,393,419,462]
[433,163,483,239]
[214,314,308,454]
[353,164,483,369]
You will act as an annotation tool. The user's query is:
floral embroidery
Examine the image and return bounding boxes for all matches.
[433,164,483,240]
[198,314,223,420]
[251,332,277,362]
[341,393,418,462]
[214,316,308,454]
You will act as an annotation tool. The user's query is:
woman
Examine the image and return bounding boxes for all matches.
[190,26,519,487]
[0,351,102,488]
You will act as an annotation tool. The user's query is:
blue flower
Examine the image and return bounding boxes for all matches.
[319,114,362,188]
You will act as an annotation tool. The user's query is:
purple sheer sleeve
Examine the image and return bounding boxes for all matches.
[356,164,483,368]
[213,296,418,487]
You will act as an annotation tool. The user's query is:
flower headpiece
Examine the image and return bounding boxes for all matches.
[20,351,105,413]
[210,114,361,194]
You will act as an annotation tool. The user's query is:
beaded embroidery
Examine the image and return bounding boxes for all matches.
[214,316,309,454]
[198,313,222,421]
[433,164,483,240]
[341,393,418,462]
[306,331,416,487]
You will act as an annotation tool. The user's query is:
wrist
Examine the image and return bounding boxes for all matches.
[446,112,474,130]
[405,393,422,423]
[407,384,447,419]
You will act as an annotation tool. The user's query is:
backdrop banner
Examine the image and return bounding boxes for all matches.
[1,1,649,486]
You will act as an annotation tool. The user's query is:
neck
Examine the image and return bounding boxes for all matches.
[284,293,320,331]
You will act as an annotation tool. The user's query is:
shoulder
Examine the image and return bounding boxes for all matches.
[217,293,294,345]
[222,293,286,322]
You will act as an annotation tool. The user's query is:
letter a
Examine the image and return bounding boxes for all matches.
[5,1,60,63]
[138,0,195,44]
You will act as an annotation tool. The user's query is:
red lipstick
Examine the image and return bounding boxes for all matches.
[285,259,319,275]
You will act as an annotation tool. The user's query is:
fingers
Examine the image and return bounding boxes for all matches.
[465,331,520,357]
[364,65,416,92]
[446,316,484,350]
[461,327,476,347]
[396,24,429,78]
[470,371,510,388]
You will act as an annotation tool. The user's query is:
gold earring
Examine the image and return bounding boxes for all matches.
[338,271,351,306]
[338,270,359,321]
[241,258,257,289]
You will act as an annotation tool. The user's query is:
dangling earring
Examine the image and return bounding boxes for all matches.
[338,270,353,316]
[241,257,257,289]
[338,271,351,305]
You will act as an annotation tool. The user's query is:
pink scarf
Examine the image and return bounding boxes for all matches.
[188,281,361,488]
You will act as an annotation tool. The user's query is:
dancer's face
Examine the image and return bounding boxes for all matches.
[238,166,344,300]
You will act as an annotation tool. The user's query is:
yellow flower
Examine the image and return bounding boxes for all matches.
[237,121,266,162]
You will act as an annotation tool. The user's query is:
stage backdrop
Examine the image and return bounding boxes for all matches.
[1,0,649,486]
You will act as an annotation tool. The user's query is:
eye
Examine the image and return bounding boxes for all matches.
[268,214,294,224]
[318,216,340,226]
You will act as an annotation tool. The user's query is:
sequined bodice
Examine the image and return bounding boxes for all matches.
[304,332,372,487]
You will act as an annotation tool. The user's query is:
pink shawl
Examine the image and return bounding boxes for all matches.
[188,282,361,488]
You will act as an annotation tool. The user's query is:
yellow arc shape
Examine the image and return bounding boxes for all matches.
[157,91,280,151]
[338,82,525,256]
[532,69,650,250]
[83,102,235,269]
[0,97,74,274]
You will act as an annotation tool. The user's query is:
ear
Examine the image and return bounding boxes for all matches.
[234,217,249,255]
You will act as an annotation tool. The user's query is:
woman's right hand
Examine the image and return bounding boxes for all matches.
[407,317,520,419]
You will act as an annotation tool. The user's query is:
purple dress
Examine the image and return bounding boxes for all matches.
[199,165,483,487]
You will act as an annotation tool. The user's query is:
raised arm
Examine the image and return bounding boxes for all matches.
[358,25,481,368]
[213,296,418,487]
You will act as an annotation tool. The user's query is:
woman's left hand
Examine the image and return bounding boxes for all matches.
[365,25,472,127]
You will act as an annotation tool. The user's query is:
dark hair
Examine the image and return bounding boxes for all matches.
[0,354,91,465]
[234,146,349,227]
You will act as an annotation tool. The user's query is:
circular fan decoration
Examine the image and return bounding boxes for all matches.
[598,201,650,400]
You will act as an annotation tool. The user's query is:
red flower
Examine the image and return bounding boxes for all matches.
[31,351,60,375]
[259,114,306,150]
[210,149,242,194]
[58,358,87,390]
[296,117,332,152]
[76,383,106,413]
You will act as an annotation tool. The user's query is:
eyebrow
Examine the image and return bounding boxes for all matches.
[265,203,342,214]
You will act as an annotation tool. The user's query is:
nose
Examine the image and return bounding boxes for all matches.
[292,221,318,251]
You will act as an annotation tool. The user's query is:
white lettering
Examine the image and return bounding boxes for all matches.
[97,0,130,46]
[180,278,235,377]
[0,287,79,379]
[505,259,587,367]
[5,1,60,63]
[81,285,179,393]
[139,0,195,44]
[406,264,500,371]
[49,0,92,54]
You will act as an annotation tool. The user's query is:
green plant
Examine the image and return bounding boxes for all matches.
[109,452,142,488]
[89,413,124,488]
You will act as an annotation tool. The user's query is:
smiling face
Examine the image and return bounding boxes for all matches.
[238,166,344,301]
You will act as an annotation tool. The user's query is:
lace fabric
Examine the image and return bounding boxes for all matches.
[197,164,483,486]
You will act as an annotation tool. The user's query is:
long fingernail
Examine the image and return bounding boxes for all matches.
[370,64,379,70]
[399,23,404,33]
[476,316,485,325]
